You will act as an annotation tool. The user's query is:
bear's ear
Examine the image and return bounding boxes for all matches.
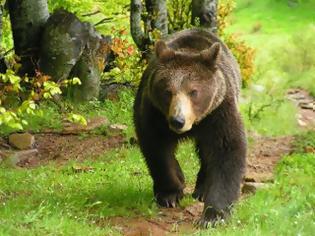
[200,42,221,68]
[155,40,175,61]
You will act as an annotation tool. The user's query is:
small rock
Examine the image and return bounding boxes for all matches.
[108,124,128,134]
[242,182,269,194]
[9,133,35,150]
[300,102,314,110]
[63,116,109,134]
[1,149,38,167]
[0,137,10,149]
[298,119,307,127]
[72,165,95,173]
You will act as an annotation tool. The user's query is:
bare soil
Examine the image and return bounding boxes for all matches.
[0,133,126,168]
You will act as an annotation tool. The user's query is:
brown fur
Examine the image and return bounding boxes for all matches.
[134,28,247,227]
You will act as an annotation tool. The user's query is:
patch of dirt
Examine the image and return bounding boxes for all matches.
[0,134,126,168]
[34,133,126,166]
[107,203,203,236]
[287,88,315,129]
[246,136,294,183]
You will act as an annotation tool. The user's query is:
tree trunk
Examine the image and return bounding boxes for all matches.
[191,0,218,32]
[145,0,168,36]
[7,0,49,75]
[130,0,167,57]
[130,0,150,52]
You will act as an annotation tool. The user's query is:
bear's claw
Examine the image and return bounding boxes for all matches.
[155,190,184,208]
[195,207,227,228]
[192,186,205,202]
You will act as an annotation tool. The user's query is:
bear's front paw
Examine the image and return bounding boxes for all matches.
[192,185,205,202]
[155,190,184,208]
[196,207,227,228]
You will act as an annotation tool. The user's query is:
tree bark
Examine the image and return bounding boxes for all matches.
[145,0,168,36]
[191,0,218,32]
[130,0,167,56]
[7,0,49,75]
[130,0,150,52]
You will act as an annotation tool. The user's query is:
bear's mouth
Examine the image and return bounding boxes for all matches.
[168,118,193,134]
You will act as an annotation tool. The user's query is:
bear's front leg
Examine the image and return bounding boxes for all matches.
[137,130,185,208]
[196,116,247,227]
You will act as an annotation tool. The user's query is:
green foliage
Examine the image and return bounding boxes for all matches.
[102,29,144,85]
[67,113,87,126]
[240,87,299,136]
[47,0,96,13]
[274,26,315,96]
[0,69,86,136]
[0,147,149,235]
[167,0,192,32]
[230,0,315,136]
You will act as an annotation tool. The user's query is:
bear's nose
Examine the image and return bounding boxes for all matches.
[170,116,185,130]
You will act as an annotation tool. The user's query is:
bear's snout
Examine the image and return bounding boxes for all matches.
[169,116,185,130]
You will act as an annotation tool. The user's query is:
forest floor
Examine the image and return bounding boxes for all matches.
[1,1,315,235]
[0,89,314,235]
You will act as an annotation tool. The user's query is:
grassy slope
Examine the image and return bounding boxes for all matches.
[230,0,315,136]
[1,0,315,235]
[227,0,315,50]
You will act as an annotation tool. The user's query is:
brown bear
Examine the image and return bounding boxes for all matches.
[133,28,247,227]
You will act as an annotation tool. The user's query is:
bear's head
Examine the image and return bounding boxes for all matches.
[149,40,227,134]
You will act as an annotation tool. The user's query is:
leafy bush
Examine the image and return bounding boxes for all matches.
[0,68,87,135]
[168,0,192,32]
[102,28,144,85]
[223,34,255,85]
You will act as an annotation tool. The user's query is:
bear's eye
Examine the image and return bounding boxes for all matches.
[164,90,172,99]
[189,89,198,98]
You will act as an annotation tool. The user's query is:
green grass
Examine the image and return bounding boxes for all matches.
[200,151,315,236]
[1,0,315,235]
[0,139,199,235]
[227,0,315,48]
[228,0,315,136]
